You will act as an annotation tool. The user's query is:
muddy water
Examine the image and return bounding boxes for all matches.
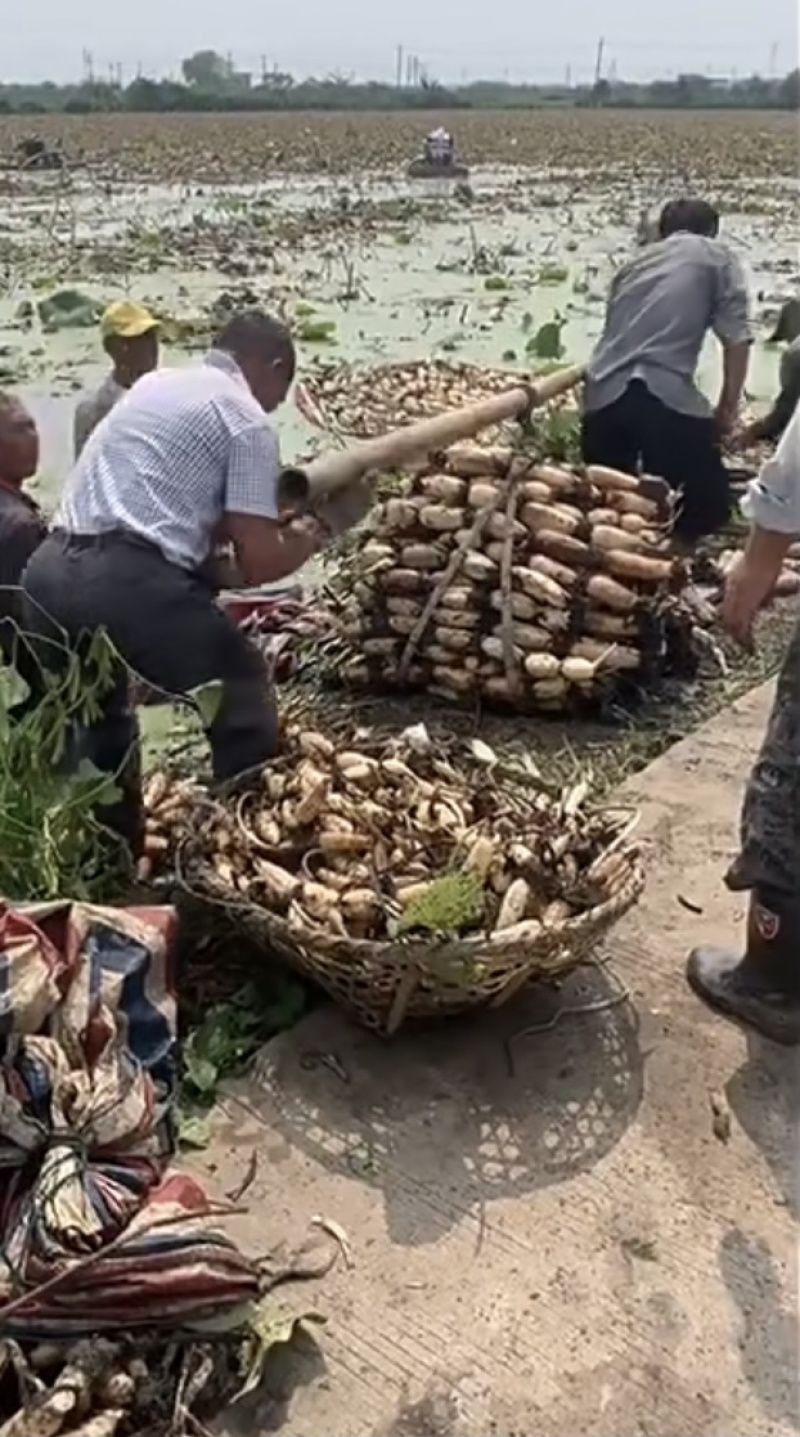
[0,166,796,511]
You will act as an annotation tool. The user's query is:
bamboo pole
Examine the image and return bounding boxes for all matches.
[277,364,585,513]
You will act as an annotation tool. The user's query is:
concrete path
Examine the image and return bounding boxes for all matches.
[195,680,798,1437]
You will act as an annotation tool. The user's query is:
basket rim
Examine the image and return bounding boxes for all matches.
[175,834,645,969]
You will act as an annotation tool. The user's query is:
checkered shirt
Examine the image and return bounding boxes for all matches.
[56,351,281,570]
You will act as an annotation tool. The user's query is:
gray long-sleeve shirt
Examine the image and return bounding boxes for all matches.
[73,374,124,458]
[585,232,752,420]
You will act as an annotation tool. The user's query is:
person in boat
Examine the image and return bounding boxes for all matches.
[22,310,328,855]
[687,402,800,1045]
[0,394,47,714]
[74,301,160,458]
[735,297,800,449]
[581,197,752,545]
[424,126,454,166]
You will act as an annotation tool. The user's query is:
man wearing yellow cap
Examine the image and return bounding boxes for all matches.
[73,301,159,457]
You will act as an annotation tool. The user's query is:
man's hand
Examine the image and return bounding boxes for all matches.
[721,541,788,649]
[714,400,739,438]
[289,513,332,552]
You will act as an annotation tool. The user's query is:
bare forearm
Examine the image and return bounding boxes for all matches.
[234,525,319,586]
[718,342,750,414]
[744,523,794,584]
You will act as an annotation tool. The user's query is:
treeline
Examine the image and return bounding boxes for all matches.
[1,59,798,115]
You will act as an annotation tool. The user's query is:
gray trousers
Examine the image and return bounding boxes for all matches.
[22,529,279,853]
[727,616,800,899]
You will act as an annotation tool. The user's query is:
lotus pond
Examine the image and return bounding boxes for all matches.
[0,109,795,508]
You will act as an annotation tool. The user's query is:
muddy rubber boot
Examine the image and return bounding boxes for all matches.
[686,892,800,1046]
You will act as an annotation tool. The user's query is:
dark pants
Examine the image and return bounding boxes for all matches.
[581,380,731,541]
[726,614,800,901]
[22,530,279,854]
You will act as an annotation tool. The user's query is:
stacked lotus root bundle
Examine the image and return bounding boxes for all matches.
[337,445,697,713]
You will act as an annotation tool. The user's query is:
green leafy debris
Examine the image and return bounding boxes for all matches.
[397,870,485,937]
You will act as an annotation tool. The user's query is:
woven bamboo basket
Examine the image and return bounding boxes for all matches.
[176,838,644,1036]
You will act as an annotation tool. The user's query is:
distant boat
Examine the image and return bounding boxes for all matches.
[407,155,470,180]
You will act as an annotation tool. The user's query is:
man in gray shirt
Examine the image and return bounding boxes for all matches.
[582,198,752,543]
[73,300,160,457]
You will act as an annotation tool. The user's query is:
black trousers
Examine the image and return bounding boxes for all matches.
[22,530,279,854]
[581,380,731,541]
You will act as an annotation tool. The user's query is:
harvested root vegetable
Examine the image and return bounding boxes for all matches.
[523,653,561,681]
[467,479,503,508]
[586,574,639,613]
[561,656,597,684]
[604,550,674,583]
[420,475,467,504]
[331,436,704,716]
[420,503,466,533]
[384,498,421,530]
[180,723,641,949]
[590,524,649,554]
[495,878,531,931]
[521,501,582,537]
[586,464,640,493]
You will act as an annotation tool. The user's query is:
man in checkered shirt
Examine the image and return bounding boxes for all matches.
[22,311,324,855]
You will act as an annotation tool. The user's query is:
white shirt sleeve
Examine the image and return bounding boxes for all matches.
[222,423,281,520]
[741,404,800,535]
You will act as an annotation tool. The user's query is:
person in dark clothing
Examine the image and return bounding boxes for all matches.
[687,405,800,1045]
[582,198,753,544]
[736,298,800,449]
[22,311,327,857]
[0,395,47,711]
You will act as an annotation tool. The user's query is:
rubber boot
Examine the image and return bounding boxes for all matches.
[686,892,800,1046]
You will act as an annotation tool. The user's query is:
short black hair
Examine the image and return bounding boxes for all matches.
[213,310,296,379]
[658,198,720,240]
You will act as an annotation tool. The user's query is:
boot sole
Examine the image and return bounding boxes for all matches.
[686,952,800,1047]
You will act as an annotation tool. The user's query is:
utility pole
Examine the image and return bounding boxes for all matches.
[768,41,778,76]
[260,54,268,83]
[565,63,572,88]
[594,36,605,85]
[396,44,403,88]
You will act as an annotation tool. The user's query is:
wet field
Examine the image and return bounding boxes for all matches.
[0,110,796,507]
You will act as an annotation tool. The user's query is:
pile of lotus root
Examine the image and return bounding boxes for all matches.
[336,445,698,713]
[302,358,577,440]
[163,724,639,945]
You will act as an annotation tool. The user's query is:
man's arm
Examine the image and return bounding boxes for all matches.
[220,422,325,587]
[711,251,752,432]
[223,513,323,586]
[717,343,751,433]
[723,406,800,646]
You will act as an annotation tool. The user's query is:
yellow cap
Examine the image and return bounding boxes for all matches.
[100,300,159,341]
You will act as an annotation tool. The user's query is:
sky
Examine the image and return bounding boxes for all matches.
[4,0,797,85]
